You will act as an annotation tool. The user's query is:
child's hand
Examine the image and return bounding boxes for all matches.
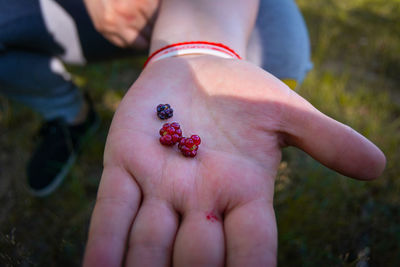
[84,0,159,48]
[84,56,385,266]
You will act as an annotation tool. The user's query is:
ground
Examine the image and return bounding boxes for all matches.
[1,0,400,266]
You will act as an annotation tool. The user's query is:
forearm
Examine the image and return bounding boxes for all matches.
[150,0,259,58]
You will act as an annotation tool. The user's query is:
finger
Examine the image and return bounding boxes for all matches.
[138,0,159,27]
[105,28,148,49]
[112,9,150,49]
[127,32,149,50]
[224,199,277,267]
[281,91,386,180]
[125,198,179,267]
[173,211,225,267]
[115,21,148,49]
[104,32,129,47]
[83,166,141,267]
[137,23,153,44]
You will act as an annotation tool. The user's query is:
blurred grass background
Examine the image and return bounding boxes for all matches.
[1,0,399,266]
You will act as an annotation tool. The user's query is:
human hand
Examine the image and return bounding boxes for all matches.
[83,0,159,48]
[83,56,385,266]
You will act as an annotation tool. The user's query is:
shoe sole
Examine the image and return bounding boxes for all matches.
[29,115,101,197]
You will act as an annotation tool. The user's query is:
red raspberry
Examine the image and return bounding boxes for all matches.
[178,135,201,157]
[159,122,182,146]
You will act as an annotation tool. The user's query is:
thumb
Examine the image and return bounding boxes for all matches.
[281,91,386,180]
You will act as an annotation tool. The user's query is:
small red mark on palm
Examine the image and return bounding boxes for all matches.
[206,212,219,222]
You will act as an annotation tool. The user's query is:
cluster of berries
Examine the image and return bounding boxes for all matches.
[178,135,201,157]
[157,104,173,120]
[159,122,182,146]
[157,104,201,158]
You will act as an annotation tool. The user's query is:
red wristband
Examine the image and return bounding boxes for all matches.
[144,41,241,68]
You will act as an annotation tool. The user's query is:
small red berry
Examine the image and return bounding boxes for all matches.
[179,137,186,145]
[159,122,182,146]
[162,123,170,130]
[185,138,194,147]
[191,135,201,145]
[178,138,186,149]
[159,135,173,146]
[167,127,176,135]
[171,134,181,143]
[178,135,201,157]
[159,128,167,136]
[170,122,180,129]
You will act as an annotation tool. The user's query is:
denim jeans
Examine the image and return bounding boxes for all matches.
[0,0,312,122]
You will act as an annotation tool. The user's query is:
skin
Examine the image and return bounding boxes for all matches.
[149,0,259,55]
[83,56,386,267]
[83,0,160,48]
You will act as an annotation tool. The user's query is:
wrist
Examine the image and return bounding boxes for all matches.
[150,0,259,57]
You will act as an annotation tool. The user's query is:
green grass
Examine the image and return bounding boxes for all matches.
[1,0,400,265]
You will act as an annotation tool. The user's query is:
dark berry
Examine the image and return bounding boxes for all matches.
[157,104,173,120]
[159,122,182,146]
[157,111,165,120]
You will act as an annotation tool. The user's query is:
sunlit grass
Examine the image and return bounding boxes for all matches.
[275,0,400,264]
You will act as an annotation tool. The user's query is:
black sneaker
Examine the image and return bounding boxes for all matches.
[27,99,100,197]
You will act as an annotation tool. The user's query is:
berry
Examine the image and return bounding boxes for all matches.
[160,135,173,146]
[159,122,182,146]
[157,104,173,120]
[178,135,201,157]
[191,135,201,145]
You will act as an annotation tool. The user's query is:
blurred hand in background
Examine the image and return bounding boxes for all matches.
[84,0,160,49]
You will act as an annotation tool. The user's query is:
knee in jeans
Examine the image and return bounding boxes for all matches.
[279,47,313,87]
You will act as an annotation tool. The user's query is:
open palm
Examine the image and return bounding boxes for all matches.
[84,56,385,267]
